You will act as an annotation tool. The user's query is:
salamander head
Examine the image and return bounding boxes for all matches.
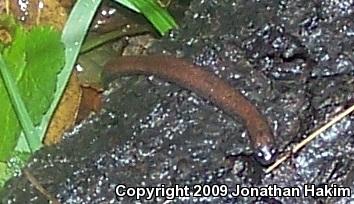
[253,145,278,166]
[249,126,278,166]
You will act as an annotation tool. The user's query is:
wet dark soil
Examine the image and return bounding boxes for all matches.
[2,0,354,203]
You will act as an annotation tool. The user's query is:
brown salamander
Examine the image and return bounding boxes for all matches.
[104,55,277,165]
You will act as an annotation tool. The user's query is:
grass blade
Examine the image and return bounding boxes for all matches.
[36,0,103,142]
[115,0,140,13]
[0,54,34,151]
[114,0,178,35]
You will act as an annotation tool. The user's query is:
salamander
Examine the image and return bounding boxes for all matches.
[104,55,277,165]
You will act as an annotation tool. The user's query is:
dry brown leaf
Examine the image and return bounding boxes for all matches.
[76,86,103,123]
[58,0,74,9]
[44,71,82,145]
[8,0,67,30]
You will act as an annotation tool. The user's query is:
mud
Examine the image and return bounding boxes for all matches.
[2,0,354,203]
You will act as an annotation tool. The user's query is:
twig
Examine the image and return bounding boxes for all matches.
[36,0,43,26]
[23,169,60,204]
[5,0,9,14]
[266,103,354,173]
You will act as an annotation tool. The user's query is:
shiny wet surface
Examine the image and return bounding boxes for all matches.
[2,0,354,203]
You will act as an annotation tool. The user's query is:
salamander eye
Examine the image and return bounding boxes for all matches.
[254,146,278,166]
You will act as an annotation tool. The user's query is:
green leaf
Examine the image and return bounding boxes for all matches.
[0,151,30,188]
[0,162,10,188]
[0,96,20,161]
[115,0,140,13]
[2,25,27,82]
[0,25,26,160]
[19,27,65,124]
[34,0,102,144]
[115,0,178,35]
[0,52,34,158]
[0,22,64,160]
